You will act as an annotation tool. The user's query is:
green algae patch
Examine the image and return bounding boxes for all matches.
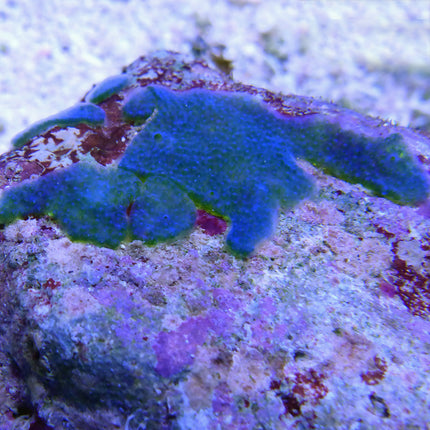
[85,74,130,104]
[12,103,106,148]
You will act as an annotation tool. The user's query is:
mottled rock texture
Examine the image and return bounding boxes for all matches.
[0,52,429,430]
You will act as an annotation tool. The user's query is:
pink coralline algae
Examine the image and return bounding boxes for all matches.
[0,52,430,430]
[153,316,212,377]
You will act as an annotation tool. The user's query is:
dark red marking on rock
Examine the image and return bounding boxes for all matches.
[126,202,134,217]
[417,154,430,166]
[273,368,328,419]
[391,240,430,319]
[378,281,397,298]
[43,278,61,290]
[99,95,124,123]
[375,225,395,239]
[79,96,132,165]
[270,379,282,390]
[75,123,93,138]
[360,356,388,385]
[0,160,44,190]
[288,369,329,406]
[22,146,39,159]
[369,392,390,418]
[196,209,228,236]
[80,126,130,166]
[69,150,79,163]
[54,148,72,161]
[44,127,65,145]
[280,393,302,417]
[211,350,233,367]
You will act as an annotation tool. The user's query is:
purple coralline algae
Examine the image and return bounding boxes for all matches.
[0,51,429,429]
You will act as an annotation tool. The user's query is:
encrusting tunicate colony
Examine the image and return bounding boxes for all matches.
[1,64,428,257]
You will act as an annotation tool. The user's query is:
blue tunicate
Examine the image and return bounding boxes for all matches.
[12,103,106,148]
[2,84,429,257]
[129,177,196,244]
[46,164,142,247]
[287,122,429,206]
[120,85,428,255]
[0,163,197,249]
[0,164,143,247]
[122,87,159,124]
[120,85,315,255]
[0,178,50,224]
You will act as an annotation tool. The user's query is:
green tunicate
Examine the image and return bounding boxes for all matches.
[12,103,106,148]
[85,74,130,104]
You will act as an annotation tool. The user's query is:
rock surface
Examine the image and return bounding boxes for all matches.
[0,52,429,430]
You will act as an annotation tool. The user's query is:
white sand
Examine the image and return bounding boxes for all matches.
[0,0,429,155]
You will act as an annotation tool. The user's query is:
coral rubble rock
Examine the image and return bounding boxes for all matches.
[0,51,429,430]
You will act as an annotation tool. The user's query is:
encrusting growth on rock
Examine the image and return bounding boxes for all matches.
[0,56,428,256]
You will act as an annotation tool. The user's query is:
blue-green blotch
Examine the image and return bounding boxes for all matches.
[121,86,315,255]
